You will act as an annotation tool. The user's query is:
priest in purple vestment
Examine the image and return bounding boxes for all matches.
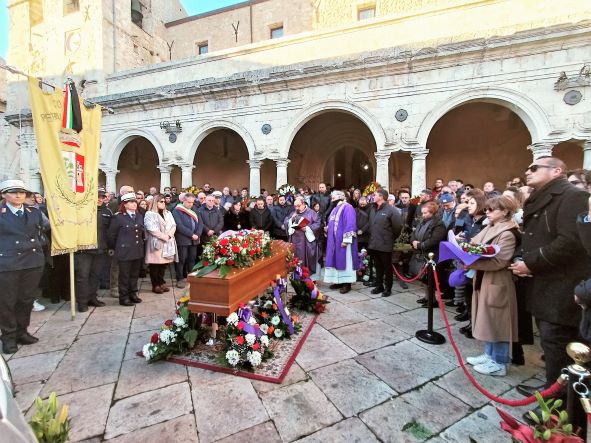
[285,196,322,280]
[324,190,360,294]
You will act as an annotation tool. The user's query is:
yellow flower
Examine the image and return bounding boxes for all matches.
[179,296,190,304]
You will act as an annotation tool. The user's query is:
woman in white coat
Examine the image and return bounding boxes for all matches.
[144,195,177,293]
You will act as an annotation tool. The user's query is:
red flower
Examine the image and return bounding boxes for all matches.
[242,243,249,249]
[227,260,235,266]
[236,336,244,345]
[316,303,326,313]
[151,333,159,344]
[268,326,274,334]
[306,280,315,290]
[231,245,240,253]
[165,319,173,326]
[219,238,229,246]
[261,312,267,318]
[239,303,245,308]
[237,321,245,330]
[253,343,260,350]
[175,309,180,315]
[204,260,209,266]
[249,250,255,257]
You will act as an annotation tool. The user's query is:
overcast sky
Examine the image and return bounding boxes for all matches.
[0,0,246,60]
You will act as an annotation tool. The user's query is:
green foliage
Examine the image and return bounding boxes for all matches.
[401,420,433,439]
[530,391,579,440]
[29,392,71,443]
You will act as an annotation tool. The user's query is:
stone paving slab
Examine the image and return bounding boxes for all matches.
[14,380,44,413]
[315,300,369,330]
[105,414,199,443]
[434,367,512,408]
[295,324,357,371]
[331,318,409,353]
[79,307,134,336]
[13,323,82,358]
[214,421,282,443]
[104,382,193,440]
[348,297,407,319]
[124,331,149,361]
[130,315,166,334]
[295,417,381,442]
[309,359,396,417]
[251,362,309,394]
[326,289,371,303]
[114,357,188,400]
[356,341,455,393]
[8,350,66,385]
[261,380,343,442]
[439,405,509,442]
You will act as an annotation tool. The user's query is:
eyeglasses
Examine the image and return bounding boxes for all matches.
[526,164,554,173]
[569,180,583,186]
[484,207,498,212]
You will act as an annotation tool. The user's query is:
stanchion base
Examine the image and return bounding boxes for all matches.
[416,329,446,345]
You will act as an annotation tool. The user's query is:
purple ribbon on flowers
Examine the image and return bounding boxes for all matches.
[237,306,263,337]
[292,266,302,281]
[310,287,318,300]
[273,278,294,335]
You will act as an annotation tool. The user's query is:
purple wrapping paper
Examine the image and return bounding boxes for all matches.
[449,269,469,287]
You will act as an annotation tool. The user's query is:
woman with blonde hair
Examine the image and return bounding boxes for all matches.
[144,195,177,294]
[465,195,520,376]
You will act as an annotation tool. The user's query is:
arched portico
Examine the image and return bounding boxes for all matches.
[185,120,256,164]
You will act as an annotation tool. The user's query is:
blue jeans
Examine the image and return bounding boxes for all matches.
[485,341,510,364]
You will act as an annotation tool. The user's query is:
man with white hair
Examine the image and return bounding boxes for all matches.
[324,190,359,294]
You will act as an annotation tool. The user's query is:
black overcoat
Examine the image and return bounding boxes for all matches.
[107,212,145,261]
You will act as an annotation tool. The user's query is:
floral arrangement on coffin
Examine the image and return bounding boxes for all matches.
[242,195,259,208]
[362,181,382,203]
[277,184,297,204]
[184,185,202,196]
[357,248,370,282]
[224,303,272,369]
[288,258,329,313]
[409,195,422,205]
[256,276,302,339]
[142,296,205,362]
[193,229,273,278]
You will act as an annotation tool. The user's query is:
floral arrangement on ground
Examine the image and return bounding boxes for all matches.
[193,229,273,278]
[288,256,330,313]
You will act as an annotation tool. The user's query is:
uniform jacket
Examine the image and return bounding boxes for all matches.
[144,210,177,264]
[107,212,145,261]
[198,205,224,239]
[367,203,403,252]
[249,207,273,232]
[469,220,519,343]
[80,203,112,254]
[520,177,591,327]
[173,206,204,246]
[0,204,46,271]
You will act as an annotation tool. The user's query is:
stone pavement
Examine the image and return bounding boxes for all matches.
[5,277,546,442]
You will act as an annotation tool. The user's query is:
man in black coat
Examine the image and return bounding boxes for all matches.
[271,195,291,241]
[310,183,331,221]
[172,193,204,289]
[367,189,403,297]
[574,197,591,340]
[74,189,111,312]
[198,194,224,243]
[0,179,47,354]
[510,157,591,394]
[249,197,273,232]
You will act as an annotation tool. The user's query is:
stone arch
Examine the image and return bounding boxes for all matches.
[106,128,164,170]
[185,120,256,164]
[280,100,387,158]
[416,87,552,147]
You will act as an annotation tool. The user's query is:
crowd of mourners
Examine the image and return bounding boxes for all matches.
[2,158,591,423]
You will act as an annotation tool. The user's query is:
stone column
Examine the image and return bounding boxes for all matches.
[17,132,36,185]
[104,169,119,194]
[29,170,42,193]
[275,158,290,189]
[247,159,262,197]
[158,164,172,192]
[180,164,195,189]
[411,150,429,196]
[375,151,391,191]
[527,142,554,160]
[583,141,591,170]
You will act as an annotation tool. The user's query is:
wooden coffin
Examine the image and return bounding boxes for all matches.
[187,240,292,316]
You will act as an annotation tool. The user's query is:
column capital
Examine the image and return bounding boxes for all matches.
[158,164,172,173]
[247,159,263,169]
[178,163,196,170]
[17,132,36,147]
[410,149,429,161]
[274,158,291,168]
[374,151,391,163]
[583,140,591,151]
[527,142,554,159]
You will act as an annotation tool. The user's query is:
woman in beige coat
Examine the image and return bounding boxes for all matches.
[144,195,177,294]
[465,195,519,376]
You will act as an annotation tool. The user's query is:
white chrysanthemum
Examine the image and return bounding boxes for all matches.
[260,335,269,347]
[245,333,256,346]
[227,312,239,326]
[142,344,153,361]
[159,329,176,344]
[173,317,186,328]
[248,350,262,367]
[274,329,283,338]
[259,324,269,334]
[264,300,273,308]
[247,316,257,326]
[363,275,370,281]
[241,249,247,255]
[226,349,240,366]
[271,316,281,326]
[284,307,290,315]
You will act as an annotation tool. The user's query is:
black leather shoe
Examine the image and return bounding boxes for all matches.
[381,290,392,297]
[88,298,106,307]
[370,287,384,295]
[512,354,525,366]
[398,280,409,290]
[460,328,474,339]
[339,284,351,294]
[455,304,466,313]
[77,305,89,313]
[454,310,470,322]
[363,280,374,287]
[130,295,143,303]
[119,299,134,306]
[416,297,428,304]
[459,323,472,334]
[369,281,378,288]
[444,300,456,307]
[329,284,342,290]
[516,384,545,398]
[17,333,39,345]
[2,340,17,354]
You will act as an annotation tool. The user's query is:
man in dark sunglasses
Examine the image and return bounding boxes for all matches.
[510,156,591,414]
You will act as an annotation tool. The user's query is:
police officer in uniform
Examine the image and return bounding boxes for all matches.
[74,189,111,312]
[0,180,46,354]
[107,192,145,306]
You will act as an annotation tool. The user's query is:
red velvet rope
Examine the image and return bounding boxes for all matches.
[392,263,428,283]
[428,264,565,406]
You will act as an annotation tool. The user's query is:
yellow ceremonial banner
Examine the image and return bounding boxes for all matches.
[28,77,101,255]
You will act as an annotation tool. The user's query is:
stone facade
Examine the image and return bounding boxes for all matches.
[2,0,591,194]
